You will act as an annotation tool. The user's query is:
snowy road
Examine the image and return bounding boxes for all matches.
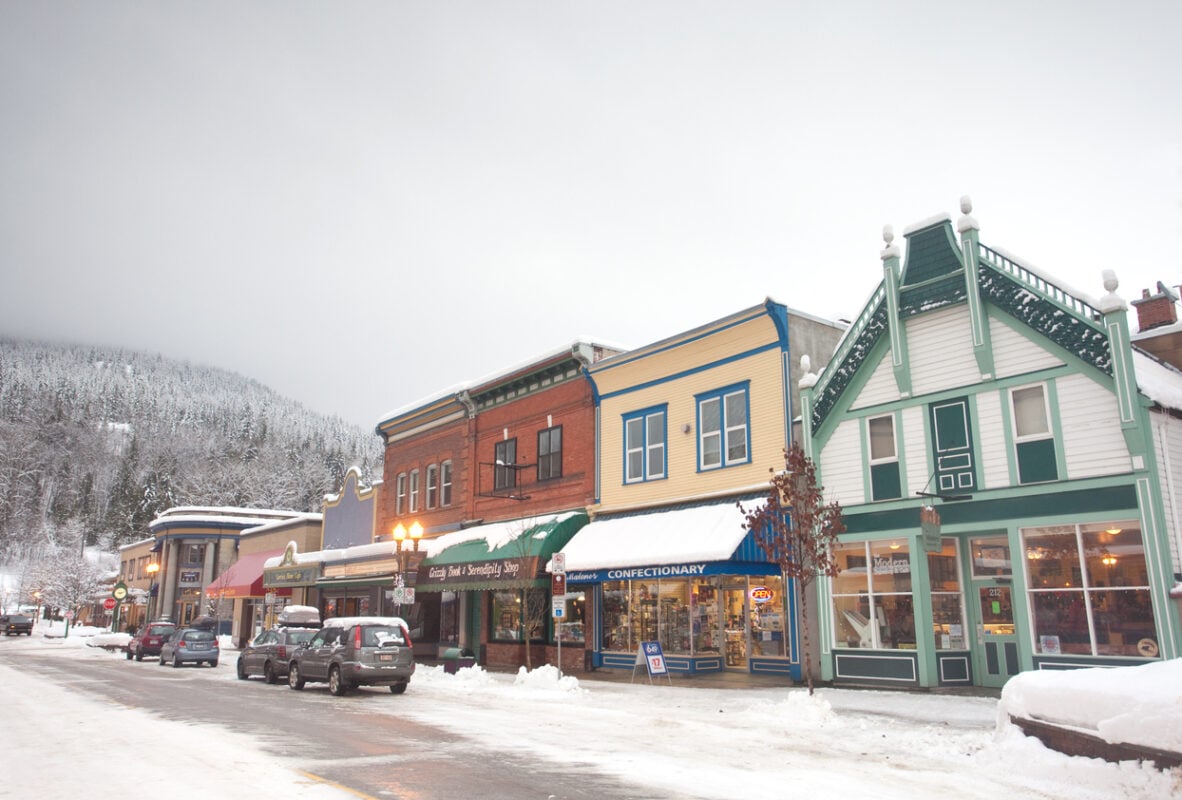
[0,632,1176,799]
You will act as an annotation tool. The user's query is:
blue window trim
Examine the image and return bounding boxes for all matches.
[695,381,751,472]
[622,404,667,484]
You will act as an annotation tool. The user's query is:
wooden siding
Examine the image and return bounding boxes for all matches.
[818,418,865,505]
[901,405,928,497]
[597,346,786,510]
[850,347,899,409]
[592,313,775,397]
[907,306,980,396]
[1057,373,1131,479]
[1150,414,1182,574]
[990,314,1064,378]
[975,390,1010,489]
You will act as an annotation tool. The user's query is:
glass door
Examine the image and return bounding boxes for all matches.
[723,586,747,669]
[967,535,1020,688]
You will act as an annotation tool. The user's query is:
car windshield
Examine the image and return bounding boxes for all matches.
[361,625,405,647]
[184,631,215,642]
[148,625,174,636]
[288,631,316,645]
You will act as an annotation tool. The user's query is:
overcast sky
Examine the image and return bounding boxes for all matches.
[2,2,1179,430]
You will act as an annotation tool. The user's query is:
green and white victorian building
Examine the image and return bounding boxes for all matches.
[797,198,1182,689]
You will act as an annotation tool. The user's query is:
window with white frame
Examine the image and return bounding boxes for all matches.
[868,414,901,500]
[697,384,749,470]
[409,469,420,513]
[426,464,439,509]
[395,473,407,515]
[624,406,666,483]
[831,540,915,649]
[440,461,452,507]
[1011,384,1058,484]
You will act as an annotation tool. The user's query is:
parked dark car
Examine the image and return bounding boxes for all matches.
[159,627,219,667]
[237,627,318,683]
[1,614,34,636]
[287,616,415,696]
[125,621,177,661]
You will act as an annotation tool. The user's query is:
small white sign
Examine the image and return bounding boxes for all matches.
[552,597,565,618]
[552,553,566,572]
[391,586,416,605]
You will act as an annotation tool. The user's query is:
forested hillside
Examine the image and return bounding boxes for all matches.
[0,337,383,560]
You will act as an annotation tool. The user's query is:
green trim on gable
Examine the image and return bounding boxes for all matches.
[900,221,963,286]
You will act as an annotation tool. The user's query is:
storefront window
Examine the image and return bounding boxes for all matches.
[928,539,967,649]
[490,588,549,642]
[557,592,586,643]
[603,576,787,659]
[439,591,459,644]
[832,541,914,649]
[491,590,524,641]
[1024,521,1157,658]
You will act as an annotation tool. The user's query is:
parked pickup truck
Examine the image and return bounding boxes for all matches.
[1,614,34,636]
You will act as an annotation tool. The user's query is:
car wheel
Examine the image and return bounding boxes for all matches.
[237,659,248,680]
[125,649,132,661]
[172,654,181,668]
[288,663,305,690]
[157,654,166,666]
[390,682,408,695]
[135,650,143,662]
[263,662,278,685]
[209,660,218,668]
[328,666,349,696]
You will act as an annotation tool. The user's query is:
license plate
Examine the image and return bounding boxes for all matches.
[378,653,394,662]
[190,644,208,650]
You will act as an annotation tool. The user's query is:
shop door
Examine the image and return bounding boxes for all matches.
[723,586,748,669]
[970,581,1020,688]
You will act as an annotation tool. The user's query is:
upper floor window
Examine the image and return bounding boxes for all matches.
[1011,384,1058,484]
[868,414,901,501]
[624,406,666,483]
[697,384,749,471]
[395,473,407,515]
[440,461,453,507]
[537,426,563,481]
[409,469,420,513]
[426,464,439,509]
[494,439,517,490]
[182,544,205,565]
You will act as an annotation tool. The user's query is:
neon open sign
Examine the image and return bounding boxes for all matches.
[749,586,773,603]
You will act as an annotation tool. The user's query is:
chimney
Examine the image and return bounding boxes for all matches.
[1130,282,1179,333]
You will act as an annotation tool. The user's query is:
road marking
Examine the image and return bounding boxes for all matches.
[296,769,379,799]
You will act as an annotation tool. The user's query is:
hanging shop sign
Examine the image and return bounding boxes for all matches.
[420,556,539,587]
[921,506,942,552]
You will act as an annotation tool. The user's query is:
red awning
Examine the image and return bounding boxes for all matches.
[207,550,290,599]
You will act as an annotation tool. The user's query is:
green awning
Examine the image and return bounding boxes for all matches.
[415,511,587,592]
[316,575,397,589]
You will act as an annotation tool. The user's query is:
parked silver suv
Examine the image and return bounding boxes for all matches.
[287,616,414,696]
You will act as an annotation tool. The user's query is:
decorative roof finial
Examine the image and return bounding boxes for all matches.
[1098,269,1127,313]
[880,224,900,261]
[957,194,979,233]
[799,354,818,389]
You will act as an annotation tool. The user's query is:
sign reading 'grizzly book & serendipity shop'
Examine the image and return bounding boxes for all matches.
[419,556,540,587]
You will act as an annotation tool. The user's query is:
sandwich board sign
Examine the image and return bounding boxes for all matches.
[632,640,672,685]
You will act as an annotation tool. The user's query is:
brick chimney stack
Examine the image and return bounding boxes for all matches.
[1130,281,1179,333]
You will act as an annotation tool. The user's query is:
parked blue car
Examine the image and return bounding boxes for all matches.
[159,627,219,668]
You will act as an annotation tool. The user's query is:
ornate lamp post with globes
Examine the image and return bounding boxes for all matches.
[391,521,423,615]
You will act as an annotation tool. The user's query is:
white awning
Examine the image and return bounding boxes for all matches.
[558,501,751,572]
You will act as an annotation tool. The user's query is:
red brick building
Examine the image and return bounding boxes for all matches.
[375,340,620,669]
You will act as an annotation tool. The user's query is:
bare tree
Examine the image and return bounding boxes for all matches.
[740,443,846,694]
[37,551,105,637]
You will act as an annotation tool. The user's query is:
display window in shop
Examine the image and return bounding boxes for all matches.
[1023,520,1157,658]
[832,541,916,650]
[601,576,787,659]
[928,539,969,650]
[490,588,548,641]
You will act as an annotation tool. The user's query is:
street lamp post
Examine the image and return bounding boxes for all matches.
[392,521,423,615]
[146,562,160,622]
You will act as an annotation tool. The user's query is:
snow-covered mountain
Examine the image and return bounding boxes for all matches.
[0,337,382,557]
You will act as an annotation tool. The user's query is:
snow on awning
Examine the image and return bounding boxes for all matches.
[557,500,756,579]
[207,550,287,599]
